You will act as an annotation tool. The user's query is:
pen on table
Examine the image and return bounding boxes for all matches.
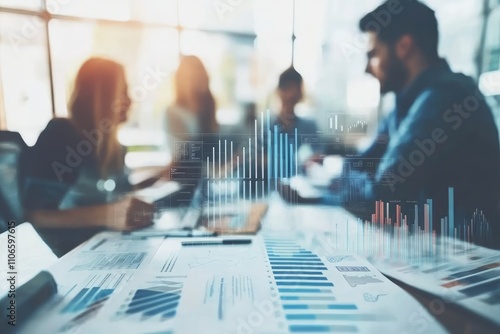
[67,296,109,323]
[181,239,252,246]
[123,229,217,238]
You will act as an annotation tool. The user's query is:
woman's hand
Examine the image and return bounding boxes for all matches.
[107,197,154,231]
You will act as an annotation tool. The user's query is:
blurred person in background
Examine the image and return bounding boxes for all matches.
[166,55,218,142]
[272,67,319,147]
[163,55,223,200]
[269,67,323,179]
[281,0,500,248]
[21,58,154,254]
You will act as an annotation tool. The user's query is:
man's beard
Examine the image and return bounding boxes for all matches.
[380,51,408,94]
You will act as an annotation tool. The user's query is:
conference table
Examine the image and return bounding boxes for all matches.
[10,194,500,333]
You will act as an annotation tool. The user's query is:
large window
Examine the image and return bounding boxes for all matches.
[0,12,52,145]
[48,0,178,24]
[0,0,494,153]
[0,0,41,10]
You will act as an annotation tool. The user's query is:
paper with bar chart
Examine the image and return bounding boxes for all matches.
[16,233,164,334]
[368,237,500,327]
[86,235,446,333]
[265,203,500,330]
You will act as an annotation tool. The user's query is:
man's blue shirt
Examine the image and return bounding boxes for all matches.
[327,59,500,244]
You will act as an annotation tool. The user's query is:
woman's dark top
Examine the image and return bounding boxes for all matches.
[20,118,131,210]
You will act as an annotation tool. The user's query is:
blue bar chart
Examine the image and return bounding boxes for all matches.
[62,273,127,314]
[262,236,411,333]
[204,110,302,191]
[264,237,360,333]
[115,279,184,321]
[81,236,448,333]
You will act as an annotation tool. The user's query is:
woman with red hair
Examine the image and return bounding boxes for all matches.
[22,58,153,247]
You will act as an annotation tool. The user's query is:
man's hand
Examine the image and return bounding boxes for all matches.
[277,180,321,204]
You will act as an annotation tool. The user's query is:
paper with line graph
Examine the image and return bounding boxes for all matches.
[85,236,446,333]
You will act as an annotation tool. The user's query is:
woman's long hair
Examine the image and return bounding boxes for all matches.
[174,55,218,134]
[68,58,129,178]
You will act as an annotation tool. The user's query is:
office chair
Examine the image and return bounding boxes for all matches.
[0,131,28,233]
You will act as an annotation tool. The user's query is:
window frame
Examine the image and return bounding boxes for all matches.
[0,0,261,121]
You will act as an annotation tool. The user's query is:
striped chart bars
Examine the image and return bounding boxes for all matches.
[357,188,493,261]
[61,273,127,314]
[204,109,301,184]
[263,237,360,334]
[327,114,369,134]
[448,187,454,238]
[262,237,407,333]
[204,110,303,221]
[114,279,183,321]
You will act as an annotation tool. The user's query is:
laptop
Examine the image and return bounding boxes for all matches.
[141,178,268,235]
[185,178,268,233]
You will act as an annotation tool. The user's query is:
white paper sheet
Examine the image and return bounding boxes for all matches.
[0,222,58,297]
[17,232,164,334]
[368,237,500,327]
[83,234,446,333]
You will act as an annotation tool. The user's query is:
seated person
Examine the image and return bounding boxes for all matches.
[165,56,220,191]
[21,58,154,234]
[272,67,321,151]
[281,1,500,248]
[265,67,322,180]
[167,55,218,143]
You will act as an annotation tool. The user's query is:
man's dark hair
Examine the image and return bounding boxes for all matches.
[359,0,439,60]
[278,67,303,89]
